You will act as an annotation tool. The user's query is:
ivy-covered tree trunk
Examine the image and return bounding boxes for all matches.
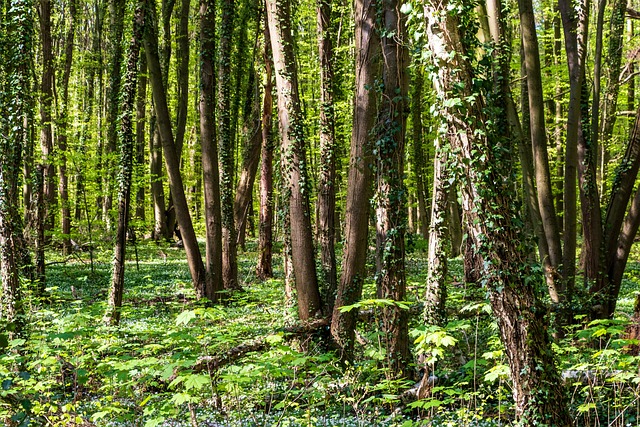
[267,0,322,321]
[135,53,147,221]
[105,0,146,325]
[104,0,126,230]
[424,1,573,423]
[257,22,274,280]
[145,0,208,298]
[38,0,56,239]
[0,0,32,331]
[218,0,239,291]
[316,0,338,313]
[57,0,77,255]
[374,0,410,378]
[200,0,224,301]
[330,0,380,356]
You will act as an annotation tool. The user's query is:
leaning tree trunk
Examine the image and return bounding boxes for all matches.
[330,0,380,357]
[267,0,322,321]
[218,0,239,291]
[200,0,224,301]
[316,0,338,313]
[105,0,146,325]
[424,1,573,423]
[145,1,209,298]
[257,21,275,280]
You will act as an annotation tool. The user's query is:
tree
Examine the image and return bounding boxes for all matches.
[105,0,146,325]
[330,0,380,356]
[266,0,322,321]
[423,0,573,422]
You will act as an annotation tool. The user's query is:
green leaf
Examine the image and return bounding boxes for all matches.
[183,374,209,391]
[176,310,196,326]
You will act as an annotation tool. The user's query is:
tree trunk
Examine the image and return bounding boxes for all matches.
[145,0,208,298]
[518,0,564,299]
[104,0,127,230]
[150,113,168,240]
[267,0,322,321]
[200,0,224,301]
[105,0,145,325]
[218,0,239,291]
[316,0,338,313]
[39,0,56,239]
[175,0,190,159]
[257,22,274,280]
[411,68,429,239]
[330,0,380,356]
[424,1,573,422]
[136,53,147,221]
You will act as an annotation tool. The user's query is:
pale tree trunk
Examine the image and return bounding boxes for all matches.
[57,0,76,255]
[330,0,380,357]
[317,0,338,312]
[257,22,275,280]
[425,141,448,326]
[105,0,146,325]
[200,0,224,301]
[411,68,429,238]
[424,1,573,422]
[145,1,209,298]
[267,0,322,321]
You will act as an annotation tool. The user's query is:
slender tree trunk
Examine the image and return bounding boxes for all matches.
[200,0,224,301]
[58,0,77,255]
[425,141,448,326]
[104,0,127,230]
[257,22,274,280]
[175,0,190,158]
[136,53,147,221]
[330,0,380,356]
[218,0,239,291]
[411,68,429,238]
[317,0,338,312]
[145,0,208,298]
[267,0,322,320]
[105,0,145,325]
[39,0,56,239]
[424,1,573,422]
[518,0,563,300]
[234,70,262,252]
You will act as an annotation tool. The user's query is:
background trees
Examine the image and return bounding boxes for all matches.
[2,0,640,424]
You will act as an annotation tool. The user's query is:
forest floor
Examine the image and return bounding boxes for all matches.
[1,237,640,426]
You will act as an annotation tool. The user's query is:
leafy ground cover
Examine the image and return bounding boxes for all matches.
[1,238,639,426]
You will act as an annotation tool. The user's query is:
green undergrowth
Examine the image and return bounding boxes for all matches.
[1,238,639,426]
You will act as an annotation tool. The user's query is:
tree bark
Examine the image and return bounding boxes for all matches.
[136,53,147,221]
[411,68,429,239]
[267,0,322,321]
[316,0,338,313]
[424,1,573,422]
[145,0,208,298]
[330,0,380,357]
[105,0,146,325]
[218,0,239,291]
[257,21,275,280]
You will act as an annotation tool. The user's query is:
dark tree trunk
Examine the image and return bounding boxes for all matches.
[316,0,338,313]
[175,0,190,158]
[144,0,208,298]
[267,0,322,320]
[218,0,239,291]
[330,0,380,356]
[200,0,224,301]
[105,0,146,325]
[257,21,274,280]
[136,53,148,221]
[150,113,168,240]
